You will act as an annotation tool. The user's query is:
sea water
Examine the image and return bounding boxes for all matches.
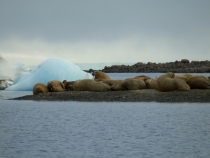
[0,73,210,158]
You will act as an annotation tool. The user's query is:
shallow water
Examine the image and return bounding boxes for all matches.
[1,73,210,158]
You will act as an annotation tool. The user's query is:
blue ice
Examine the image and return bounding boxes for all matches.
[6,58,93,91]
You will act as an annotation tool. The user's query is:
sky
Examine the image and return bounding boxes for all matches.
[0,0,210,66]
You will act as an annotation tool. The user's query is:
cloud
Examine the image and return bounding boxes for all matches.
[1,0,210,42]
[1,31,210,66]
[1,0,210,67]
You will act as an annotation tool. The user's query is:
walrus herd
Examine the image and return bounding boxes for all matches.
[33,70,210,95]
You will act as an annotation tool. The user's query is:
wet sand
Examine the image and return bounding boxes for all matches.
[11,89,210,102]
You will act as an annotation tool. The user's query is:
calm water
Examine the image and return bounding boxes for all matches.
[1,73,210,158]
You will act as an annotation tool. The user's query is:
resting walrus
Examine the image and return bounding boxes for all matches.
[33,83,49,95]
[188,75,210,89]
[122,79,146,90]
[65,79,111,92]
[126,75,150,80]
[47,80,65,92]
[99,79,126,91]
[92,70,110,80]
[157,72,190,92]
[144,78,157,89]
[174,74,193,82]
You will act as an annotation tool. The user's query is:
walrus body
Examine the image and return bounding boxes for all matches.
[174,74,193,82]
[126,75,150,80]
[157,72,190,92]
[47,80,65,92]
[174,76,188,82]
[122,79,146,90]
[182,74,194,79]
[92,71,110,80]
[134,75,150,80]
[188,76,210,89]
[33,83,49,95]
[100,79,126,91]
[63,80,75,90]
[66,79,111,91]
[145,78,157,89]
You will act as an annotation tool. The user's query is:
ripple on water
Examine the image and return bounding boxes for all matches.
[0,100,210,158]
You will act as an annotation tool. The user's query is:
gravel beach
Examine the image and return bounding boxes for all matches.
[11,89,210,102]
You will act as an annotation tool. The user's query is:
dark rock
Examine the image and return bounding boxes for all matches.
[181,59,190,63]
[12,89,210,103]
[99,59,210,73]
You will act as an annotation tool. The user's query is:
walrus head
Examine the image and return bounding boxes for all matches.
[63,80,68,87]
[62,80,76,90]
[66,84,74,91]
[167,72,175,78]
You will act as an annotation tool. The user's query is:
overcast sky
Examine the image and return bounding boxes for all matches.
[0,0,210,66]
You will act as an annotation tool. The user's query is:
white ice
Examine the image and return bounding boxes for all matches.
[5,58,93,91]
[0,80,13,90]
[0,55,31,90]
[0,55,30,80]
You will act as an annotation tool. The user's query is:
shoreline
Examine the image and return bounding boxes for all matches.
[10,89,210,102]
[84,59,210,73]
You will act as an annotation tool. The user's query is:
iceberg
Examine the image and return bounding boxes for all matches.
[0,79,13,90]
[0,55,17,80]
[0,55,30,80]
[14,62,31,75]
[6,58,93,91]
[0,55,31,89]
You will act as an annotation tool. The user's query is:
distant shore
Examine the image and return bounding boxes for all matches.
[85,59,210,73]
[11,89,210,102]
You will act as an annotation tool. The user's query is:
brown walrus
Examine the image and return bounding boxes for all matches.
[188,75,210,89]
[144,78,157,89]
[157,72,190,92]
[99,79,126,91]
[63,80,75,89]
[92,70,111,80]
[122,79,146,90]
[65,79,111,92]
[174,74,193,82]
[47,80,65,92]
[126,75,150,80]
[33,83,49,95]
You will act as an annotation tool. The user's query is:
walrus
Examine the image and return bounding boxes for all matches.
[122,78,146,90]
[100,79,126,91]
[188,75,210,89]
[65,79,111,91]
[174,74,193,82]
[144,78,157,89]
[92,70,110,80]
[157,72,190,92]
[33,83,49,95]
[126,75,150,80]
[47,80,65,92]
[63,80,75,89]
